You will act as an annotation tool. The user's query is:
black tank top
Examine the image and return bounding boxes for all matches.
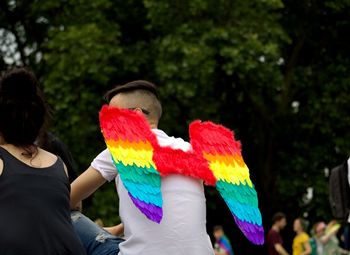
[0,147,86,255]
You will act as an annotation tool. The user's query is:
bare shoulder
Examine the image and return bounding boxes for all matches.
[38,147,58,159]
[36,148,59,167]
[38,148,68,176]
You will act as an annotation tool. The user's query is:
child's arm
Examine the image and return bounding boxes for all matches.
[70,166,107,209]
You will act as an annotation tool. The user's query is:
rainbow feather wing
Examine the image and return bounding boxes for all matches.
[189,121,264,245]
[99,105,163,223]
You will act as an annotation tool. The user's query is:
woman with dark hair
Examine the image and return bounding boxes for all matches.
[0,68,86,255]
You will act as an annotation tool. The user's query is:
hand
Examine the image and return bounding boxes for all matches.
[104,223,124,236]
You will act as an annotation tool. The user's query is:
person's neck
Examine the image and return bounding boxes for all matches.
[1,143,22,153]
[149,122,158,129]
[272,224,280,232]
[1,143,14,149]
[0,143,37,156]
[296,230,303,235]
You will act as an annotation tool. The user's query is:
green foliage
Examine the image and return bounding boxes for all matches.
[1,1,350,251]
[43,21,122,164]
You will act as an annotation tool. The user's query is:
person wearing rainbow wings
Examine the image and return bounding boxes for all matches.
[70,80,264,255]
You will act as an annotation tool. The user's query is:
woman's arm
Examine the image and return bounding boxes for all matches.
[300,240,311,255]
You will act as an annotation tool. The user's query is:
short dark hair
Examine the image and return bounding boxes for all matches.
[0,68,47,151]
[104,80,159,103]
[272,212,286,224]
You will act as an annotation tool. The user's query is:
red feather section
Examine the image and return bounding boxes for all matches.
[189,120,242,155]
[153,147,216,186]
[99,105,217,186]
[99,105,159,146]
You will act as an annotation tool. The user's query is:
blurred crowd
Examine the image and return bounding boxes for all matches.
[267,212,350,255]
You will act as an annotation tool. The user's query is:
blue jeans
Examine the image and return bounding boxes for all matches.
[71,211,124,255]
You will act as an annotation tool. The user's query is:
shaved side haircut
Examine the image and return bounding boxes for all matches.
[105,80,162,124]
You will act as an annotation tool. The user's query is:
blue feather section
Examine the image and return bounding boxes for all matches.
[216,181,262,225]
[113,160,162,207]
[122,180,162,207]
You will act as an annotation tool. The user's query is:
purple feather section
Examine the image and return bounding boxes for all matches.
[234,216,264,245]
[129,193,163,223]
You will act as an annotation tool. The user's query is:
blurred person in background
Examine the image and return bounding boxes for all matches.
[293,218,311,255]
[213,225,234,255]
[323,220,349,255]
[267,212,289,255]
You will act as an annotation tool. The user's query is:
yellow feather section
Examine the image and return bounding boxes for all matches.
[209,160,253,187]
[107,139,153,151]
[107,145,156,169]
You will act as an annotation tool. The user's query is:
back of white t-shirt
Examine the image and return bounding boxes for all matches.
[91,129,214,255]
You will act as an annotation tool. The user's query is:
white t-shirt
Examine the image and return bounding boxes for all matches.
[91,129,214,255]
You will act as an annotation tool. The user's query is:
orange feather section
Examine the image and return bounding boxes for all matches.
[203,153,245,167]
[106,139,153,151]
